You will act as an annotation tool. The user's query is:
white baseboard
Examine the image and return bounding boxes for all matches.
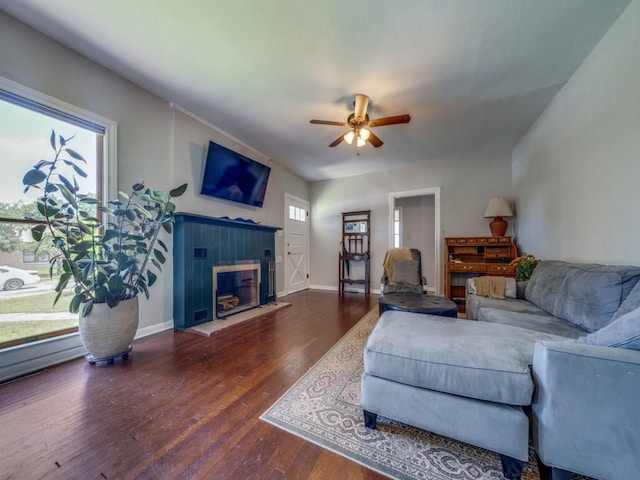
[310,284,382,295]
[135,320,174,339]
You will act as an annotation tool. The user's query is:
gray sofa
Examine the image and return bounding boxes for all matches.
[363,261,640,480]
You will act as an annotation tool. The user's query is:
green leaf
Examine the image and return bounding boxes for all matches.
[147,270,157,287]
[169,183,188,197]
[157,239,168,252]
[30,224,46,241]
[151,258,162,271]
[71,164,88,178]
[138,280,149,299]
[125,209,136,221]
[108,275,124,296]
[94,286,108,303]
[152,190,169,202]
[58,184,78,208]
[102,229,120,243]
[78,298,93,316]
[65,148,86,162]
[81,260,94,280]
[53,287,65,306]
[55,273,72,292]
[22,168,47,186]
[136,193,151,202]
[153,248,166,264]
[50,129,56,151]
[58,174,76,192]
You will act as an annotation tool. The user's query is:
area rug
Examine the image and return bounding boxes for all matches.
[261,307,578,480]
[189,302,291,336]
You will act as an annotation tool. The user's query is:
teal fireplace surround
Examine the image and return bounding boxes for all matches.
[173,213,279,329]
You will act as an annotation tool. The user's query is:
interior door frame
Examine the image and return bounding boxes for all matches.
[389,187,441,295]
[284,193,310,295]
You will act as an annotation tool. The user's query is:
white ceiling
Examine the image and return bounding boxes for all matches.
[0,0,630,181]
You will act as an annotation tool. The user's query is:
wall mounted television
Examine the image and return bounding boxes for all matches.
[200,141,271,208]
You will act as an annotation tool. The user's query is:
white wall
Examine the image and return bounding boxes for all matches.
[310,151,513,293]
[513,0,640,265]
[0,12,308,333]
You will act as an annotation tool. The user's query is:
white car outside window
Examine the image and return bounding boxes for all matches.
[0,266,41,290]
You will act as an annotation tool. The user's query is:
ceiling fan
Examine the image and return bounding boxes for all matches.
[310,94,410,148]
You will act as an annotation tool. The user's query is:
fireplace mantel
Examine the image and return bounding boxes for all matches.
[174,212,280,234]
[173,213,279,329]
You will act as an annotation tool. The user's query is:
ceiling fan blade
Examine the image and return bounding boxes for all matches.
[353,94,369,123]
[367,130,384,148]
[310,119,350,127]
[368,114,411,128]
[329,132,349,147]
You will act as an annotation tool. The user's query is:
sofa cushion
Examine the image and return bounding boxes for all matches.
[577,307,640,350]
[364,311,568,406]
[525,261,640,332]
[466,294,549,320]
[477,308,586,339]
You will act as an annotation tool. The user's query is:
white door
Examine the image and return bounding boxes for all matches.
[284,194,310,294]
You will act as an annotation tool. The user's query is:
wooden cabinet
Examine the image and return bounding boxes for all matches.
[445,236,516,312]
[339,210,370,295]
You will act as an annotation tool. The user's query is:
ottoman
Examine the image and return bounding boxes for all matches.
[362,311,569,479]
[378,292,458,317]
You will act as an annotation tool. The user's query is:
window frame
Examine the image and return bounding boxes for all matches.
[0,75,117,382]
[393,206,403,248]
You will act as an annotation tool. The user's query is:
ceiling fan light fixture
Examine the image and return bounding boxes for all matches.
[356,137,366,147]
[344,130,355,144]
[359,128,370,141]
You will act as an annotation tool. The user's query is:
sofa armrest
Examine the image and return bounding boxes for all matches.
[532,341,640,479]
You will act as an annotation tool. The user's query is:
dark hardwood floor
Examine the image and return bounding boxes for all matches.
[0,290,383,480]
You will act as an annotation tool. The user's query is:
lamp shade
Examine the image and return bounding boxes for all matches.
[483,197,513,218]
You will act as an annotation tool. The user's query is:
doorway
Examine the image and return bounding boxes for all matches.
[389,188,441,295]
[284,193,310,294]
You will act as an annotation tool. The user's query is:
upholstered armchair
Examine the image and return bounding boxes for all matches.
[380,248,427,295]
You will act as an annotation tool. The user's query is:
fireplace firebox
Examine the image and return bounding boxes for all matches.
[213,262,261,318]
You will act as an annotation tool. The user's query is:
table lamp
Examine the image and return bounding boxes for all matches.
[483,197,513,237]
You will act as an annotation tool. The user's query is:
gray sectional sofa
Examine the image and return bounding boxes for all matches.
[362,261,640,480]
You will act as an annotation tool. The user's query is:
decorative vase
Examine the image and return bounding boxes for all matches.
[79,297,139,364]
[488,216,508,237]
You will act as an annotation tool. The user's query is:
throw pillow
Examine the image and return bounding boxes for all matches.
[577,307,640,350]
[391,259,420,285]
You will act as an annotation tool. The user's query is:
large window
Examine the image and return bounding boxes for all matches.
[0,79,114,352]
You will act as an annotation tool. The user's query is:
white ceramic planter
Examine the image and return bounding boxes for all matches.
[79,297,139,363]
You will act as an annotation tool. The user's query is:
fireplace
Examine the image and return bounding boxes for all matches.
[213,262,261,318]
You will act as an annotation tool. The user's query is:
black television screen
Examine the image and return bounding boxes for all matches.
[200,141,271,207]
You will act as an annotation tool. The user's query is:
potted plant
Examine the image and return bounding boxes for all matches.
[22,130,187,363]
[510,253,539,281]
